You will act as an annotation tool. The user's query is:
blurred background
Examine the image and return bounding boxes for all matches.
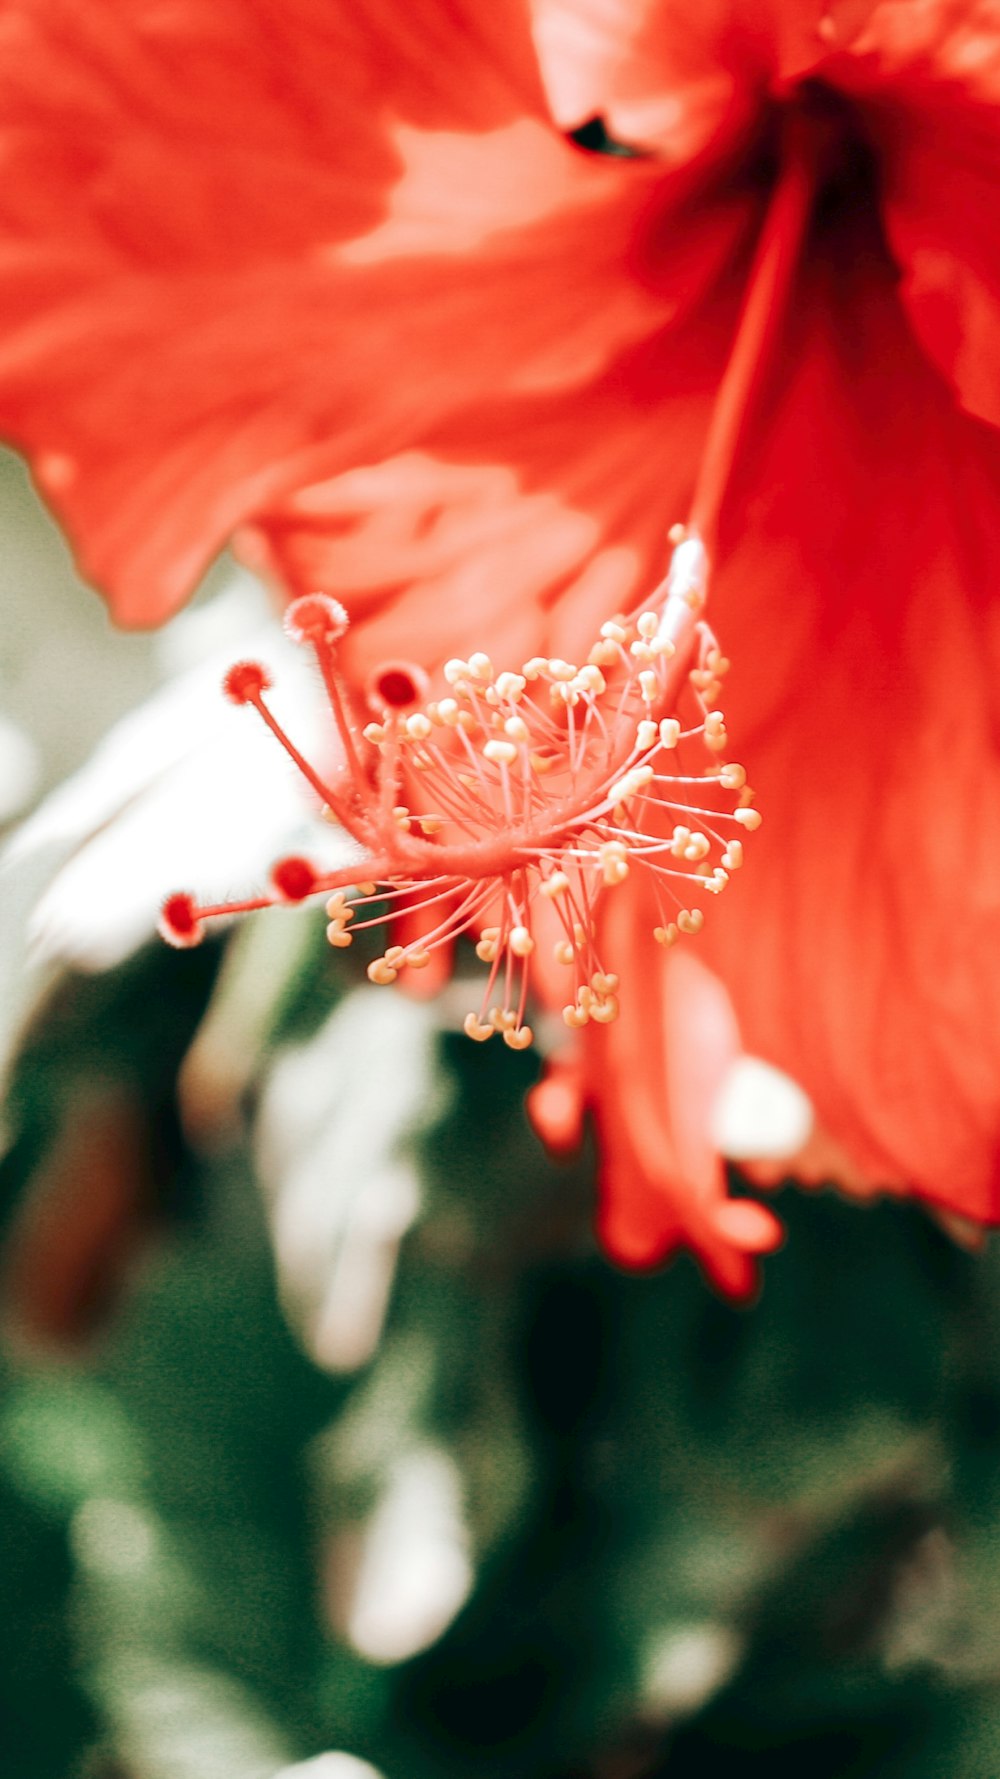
[3,445,1000,1779]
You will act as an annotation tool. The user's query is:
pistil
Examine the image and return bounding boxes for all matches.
[688,111,819,552]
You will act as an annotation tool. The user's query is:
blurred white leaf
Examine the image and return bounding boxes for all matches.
[272,1755,384,1779]
[0,570,358,1111]
[256,990,444,1373]
[326,1443,473,1666]
[0,710,41,823]
[5,573,347,971]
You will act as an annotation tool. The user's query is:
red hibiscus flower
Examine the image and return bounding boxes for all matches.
[2,0,1000,1296]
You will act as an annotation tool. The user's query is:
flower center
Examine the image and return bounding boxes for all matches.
[160,112,826,1045]
[161,555,760,1046]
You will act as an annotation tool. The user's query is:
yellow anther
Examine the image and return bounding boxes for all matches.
[491,1008,517,1031]
[592,971,620,996]
[683,834,710,862]
[636,719,658,750]
[706,649,730,675]
[393,804,412,829]
[384,945,406,967]
[467,652,494,681]
[722,840,744,870]
[705,724,728,753]
[651,637,676,659]
[443,658,469,685]
[434,697,460,726]
[503,1025,534,1050]
[547,658,577,681]
[495,671,526,701]
[670,825,692,857]
[405,949,431,968]
[356,881,377,897]
[522,656,547,680]
[574,664,606,695]
[504,715,530,743]
[509,925,535,958]
[600,620,628,645]
[457,710,477,732]
[638,669,658,702]
[418,815,443,835]
[659,718,681,748]
[367,958,399,985]
[654,923,679,947]
[637,612,659,640]
[325,893,354,920]
[588,640,619,667]
[599,840,630,886]
[483,738,518,766]
[405,712,432,741]
[550,680,580,708]
[563,1004,590,1028]
[573,923,588,949]
[363,722,387,744]
[326,923,354,949]
[541,871,570,899]
[630,639,656,661]
[703,868,729,893]
[677,909,705,935]
[734,806,762,830]
[464,1013,495,1042]
[554,940,575,966]
[531,751,556,774]
[476,930,500,962]
[720,762,747,789]
[589,996,619,1024]
[609,764,654,806]
[689,667,715,691]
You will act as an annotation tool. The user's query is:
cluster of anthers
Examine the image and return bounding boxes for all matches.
[160,532,760,1048]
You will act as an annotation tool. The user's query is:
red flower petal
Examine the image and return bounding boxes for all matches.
[700,230,1000,1224]
[529,0,879,153]
[584,918,783,1299]
[834,0,1000,428]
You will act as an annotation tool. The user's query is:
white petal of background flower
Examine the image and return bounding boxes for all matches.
[5,573,343,971]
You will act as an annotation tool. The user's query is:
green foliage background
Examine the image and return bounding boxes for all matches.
[2,932,1000,1779]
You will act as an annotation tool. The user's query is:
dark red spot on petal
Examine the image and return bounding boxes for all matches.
[369,660,430,711]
